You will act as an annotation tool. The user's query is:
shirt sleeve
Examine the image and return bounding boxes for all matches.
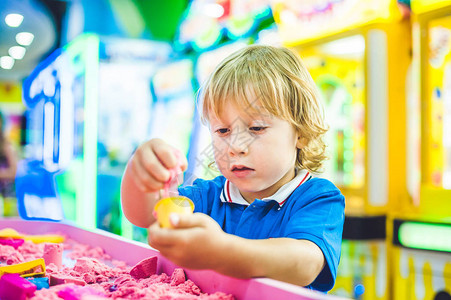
[178,180,204,214]
[283,179,345,292]
[177,176,226,215]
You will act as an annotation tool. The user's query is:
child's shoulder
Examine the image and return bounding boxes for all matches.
[189,175,227,191]
[297,177,343,197]
[286,177,344,211]
[179,176,226,209]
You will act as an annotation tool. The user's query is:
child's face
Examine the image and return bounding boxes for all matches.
[208,101,301,203]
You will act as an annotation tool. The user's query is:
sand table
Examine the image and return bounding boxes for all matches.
[0,233,234,299]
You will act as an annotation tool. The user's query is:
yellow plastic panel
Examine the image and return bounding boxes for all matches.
[412,0,451,15]
[392,246,451,300]
[299,35,366,213]
[425,16,451,191]
[273,0,402,46]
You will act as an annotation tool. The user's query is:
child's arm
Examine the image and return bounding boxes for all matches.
[121,139,187,228]
[221,236,325,286]
[148,213,325,287]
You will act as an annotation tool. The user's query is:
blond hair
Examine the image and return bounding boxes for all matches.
[198,45,328,173]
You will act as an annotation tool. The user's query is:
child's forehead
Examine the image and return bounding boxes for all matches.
[209,100,273,121]
[228,88,267,112]
[234,99,267,114]
[203,84,279,122]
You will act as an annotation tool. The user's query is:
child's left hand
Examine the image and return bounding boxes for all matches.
[147,213,228,270]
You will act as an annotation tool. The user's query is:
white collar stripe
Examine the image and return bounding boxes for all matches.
[279,171,310,205]
[226,180,232,203]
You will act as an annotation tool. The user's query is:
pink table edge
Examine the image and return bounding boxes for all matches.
[0,218,348,300]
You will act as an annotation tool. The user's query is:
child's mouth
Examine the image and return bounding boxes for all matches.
[231,165,254,177]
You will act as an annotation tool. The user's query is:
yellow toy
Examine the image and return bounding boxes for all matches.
[154,196,194,229]
[0,228,65,244]
[0,258,46,278]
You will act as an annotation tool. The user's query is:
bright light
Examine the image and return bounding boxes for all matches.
[280,10,297,25]
[399,222,451,252]
[9,46,26,60]
[5,13,24,27]
[0,56,15,69]
[203,3,224,18]
[16,32,34,46]
[321,35,366,57]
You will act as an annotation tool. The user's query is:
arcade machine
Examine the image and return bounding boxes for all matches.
[222,0,273,42]
[273,0,411,299]
[0,83,25,149]
[16,34,171,239]
[391,1,451,299]
[174,0,272,53]
[0,82,26,216]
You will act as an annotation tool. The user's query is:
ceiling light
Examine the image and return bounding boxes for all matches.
[16,32,34,46]
[9,46,26,60]
[0,56,15,69]
[5,13,24,27]
[203,3,224,18]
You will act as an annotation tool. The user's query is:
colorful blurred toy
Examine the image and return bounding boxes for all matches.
[0,227,65,244]
[26,277,49,290]
[154,196,194,229]
[0,258,46,278]
[0,237,24,249]
[0,273,37,300]
[154,153,194,228]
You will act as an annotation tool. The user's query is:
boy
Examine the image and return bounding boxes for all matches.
[121,45,345,292]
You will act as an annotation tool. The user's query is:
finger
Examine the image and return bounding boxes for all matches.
[128,166,149,192]
[131,158,162,190]
[150,244,174,257]
[152,140,179,169]
[172,148,188,172]
[148,220,194,246]
[130,157,165,192]
[137,144,171,182]
[178,154,188,172]
[147,223,171,247]
[150,244,190,269]
[171,213,208,229]
[147,222,186,247]
[148,234,168,250]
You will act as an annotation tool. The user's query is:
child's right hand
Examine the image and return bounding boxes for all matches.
[128,138,188,193]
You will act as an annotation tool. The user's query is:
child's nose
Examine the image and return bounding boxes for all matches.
[228,131,250,155]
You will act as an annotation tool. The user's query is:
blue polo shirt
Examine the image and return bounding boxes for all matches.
[178,172,345,292]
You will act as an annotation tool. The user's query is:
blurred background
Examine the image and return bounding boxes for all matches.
[0,0,450,299]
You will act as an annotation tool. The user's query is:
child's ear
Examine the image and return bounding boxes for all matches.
[296,137,308,149]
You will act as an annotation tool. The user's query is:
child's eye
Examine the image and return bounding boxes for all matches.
[249,126,266,132]
[215,128,230,135]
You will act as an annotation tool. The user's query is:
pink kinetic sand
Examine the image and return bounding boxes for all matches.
[0,230,234,300]
[130,256,157,279]
[43,243,63,269]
